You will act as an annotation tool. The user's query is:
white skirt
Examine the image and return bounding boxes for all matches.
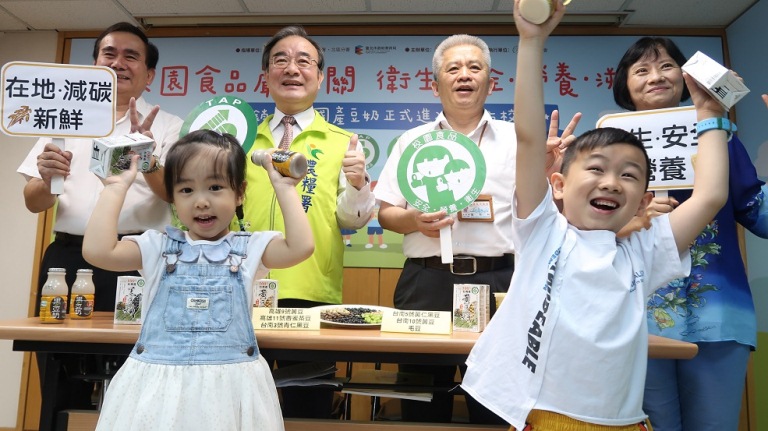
[95,355,284,431]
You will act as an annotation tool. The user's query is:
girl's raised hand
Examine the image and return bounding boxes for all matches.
[103,154,139,191]
[259,153,302,190]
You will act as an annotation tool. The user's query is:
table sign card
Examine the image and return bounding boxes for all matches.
[381,309,452,335]
[252,307,320,330]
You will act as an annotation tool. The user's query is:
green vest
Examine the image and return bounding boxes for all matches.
[240,111,351,304]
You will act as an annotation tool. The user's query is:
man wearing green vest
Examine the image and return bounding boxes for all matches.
[239,25,375,419]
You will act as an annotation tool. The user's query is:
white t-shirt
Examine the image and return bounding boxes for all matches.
[17,97,183,235]
[375,111,517,257]
[126,229,280,312]
[462,186,691,429]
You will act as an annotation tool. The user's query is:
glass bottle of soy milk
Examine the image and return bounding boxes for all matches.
[40,268,68,323]
[69,269,95,319]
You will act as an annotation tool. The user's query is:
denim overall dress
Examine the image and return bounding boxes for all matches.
[129,231,260,365]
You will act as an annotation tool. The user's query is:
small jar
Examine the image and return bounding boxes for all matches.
[40,268,68,323]
[69,269,95,319]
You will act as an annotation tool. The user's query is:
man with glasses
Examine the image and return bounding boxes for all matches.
[238,25,374,419]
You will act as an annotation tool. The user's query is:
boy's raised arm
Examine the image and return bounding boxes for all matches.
[667,73,730,252]
[513,0,565,218]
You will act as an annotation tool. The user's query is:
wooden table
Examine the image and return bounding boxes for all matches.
[0,313,697,431]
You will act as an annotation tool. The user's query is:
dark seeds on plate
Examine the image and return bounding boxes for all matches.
[321,307,382,324]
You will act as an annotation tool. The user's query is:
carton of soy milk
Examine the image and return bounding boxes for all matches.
[114,276,145,324]
[90,133,154,179]
[254,279,278,308]
[452,284,490,332]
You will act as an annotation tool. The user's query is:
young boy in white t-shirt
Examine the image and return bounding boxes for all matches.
[462,1,732,430]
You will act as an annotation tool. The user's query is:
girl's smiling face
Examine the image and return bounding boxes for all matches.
[172,149,243,241]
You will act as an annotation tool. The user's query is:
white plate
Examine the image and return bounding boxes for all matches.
[313,304,391,328]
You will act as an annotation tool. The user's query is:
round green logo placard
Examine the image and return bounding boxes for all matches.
[357,133,379,170]
[180,96,258,153]
[396,130,486,214]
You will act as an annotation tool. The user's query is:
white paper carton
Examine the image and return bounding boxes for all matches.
[452,284,489,332]
[114,276,145,325]
[254,279,278,308]
[90,133,155,179]
[682,51,750,111]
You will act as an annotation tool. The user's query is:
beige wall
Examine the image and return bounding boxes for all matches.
[0,30,57,429]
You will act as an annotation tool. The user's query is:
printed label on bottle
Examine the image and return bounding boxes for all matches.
[70,294,94,319]
[40,295,67,323]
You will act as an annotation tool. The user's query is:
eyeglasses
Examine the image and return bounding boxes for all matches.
[270,55,318,69]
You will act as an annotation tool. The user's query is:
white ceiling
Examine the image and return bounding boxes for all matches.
[0,0,759,32]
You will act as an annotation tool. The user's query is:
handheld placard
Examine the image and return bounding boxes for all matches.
[395,130,486,264]
[1,62,117,195]
[50,138,65,194]
[180,96,258,154]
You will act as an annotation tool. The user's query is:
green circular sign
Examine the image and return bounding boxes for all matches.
[180,96,258,153]
[397,130,486,214]
[357,133,379,170]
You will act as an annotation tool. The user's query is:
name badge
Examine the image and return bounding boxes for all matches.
[458,194,494,222]
[187,297,209,310]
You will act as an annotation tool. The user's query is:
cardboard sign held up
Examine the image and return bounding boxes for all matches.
[1,61,116,138]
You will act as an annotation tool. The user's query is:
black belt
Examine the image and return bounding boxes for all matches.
[408,254,514,275]
[55,232,138,246]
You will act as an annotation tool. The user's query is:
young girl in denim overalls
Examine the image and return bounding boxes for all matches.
[83,129,314,430]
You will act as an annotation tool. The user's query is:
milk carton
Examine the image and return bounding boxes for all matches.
[114,276,145,325]
[90,133,155,179]
[682,51,750,111]
[452,284,490,332]
[254,279,278,308]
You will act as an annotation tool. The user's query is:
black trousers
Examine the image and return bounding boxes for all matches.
[394,258,513,424]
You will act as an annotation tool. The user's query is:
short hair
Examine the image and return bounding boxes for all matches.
[613,37,690,111]
[163,130,247,202]
[261,25,325,72]
[560,127,652,189]
[432,34,491,81]
[92,22,159,70]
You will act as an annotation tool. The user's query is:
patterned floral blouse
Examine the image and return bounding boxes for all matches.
[647,135,768,349]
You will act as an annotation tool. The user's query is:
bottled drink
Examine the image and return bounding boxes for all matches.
[251,149,308,179]
[519,0,573,24]
[40,268,68,323]
[69,269,95,319]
